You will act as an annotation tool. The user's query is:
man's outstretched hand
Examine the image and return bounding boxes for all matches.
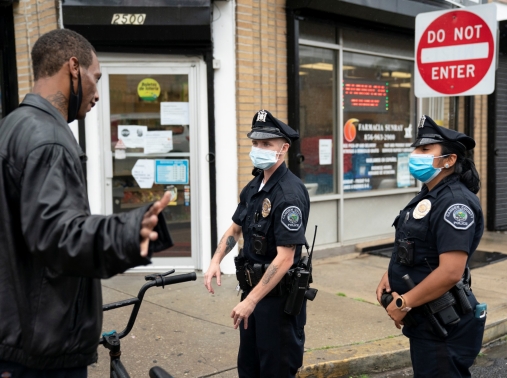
[140,191,172,257]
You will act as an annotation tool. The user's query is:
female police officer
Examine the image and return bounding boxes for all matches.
[376,115,485,377]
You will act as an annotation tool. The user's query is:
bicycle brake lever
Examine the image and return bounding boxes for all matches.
[145,269,175,281]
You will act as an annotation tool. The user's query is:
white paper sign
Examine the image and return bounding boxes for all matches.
[160,102,189,125]
[319,139,332,165]
[118,126,147,148]
[132,159,155,189]
[144,130,173,154]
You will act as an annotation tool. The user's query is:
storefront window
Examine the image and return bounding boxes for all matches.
[342,28,414,58]
[300,22,336,43]
[342,52,416,191]
[297,21,417,196]
[109,74,191,257]
[299,46,336,195]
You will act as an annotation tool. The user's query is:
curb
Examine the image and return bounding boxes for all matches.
[297,316,507,378]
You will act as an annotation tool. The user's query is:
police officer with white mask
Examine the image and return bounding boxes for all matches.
[204,110,310,378]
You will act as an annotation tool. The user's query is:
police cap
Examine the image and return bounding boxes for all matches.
[411,115,475,151]
[247,109,299,145]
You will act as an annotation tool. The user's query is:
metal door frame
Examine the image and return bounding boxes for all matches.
[89,53,210,271]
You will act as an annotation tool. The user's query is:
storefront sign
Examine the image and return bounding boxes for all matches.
[415,3,497,97]
[137,78,161,102]
[155,159,189,185]
[111,14,146,25]
[343,80,388,113]
[132,159,155,189]
[343,119,414,191]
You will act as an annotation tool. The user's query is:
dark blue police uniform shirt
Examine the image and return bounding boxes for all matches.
[388,174,484,294]
[232,162,310,266]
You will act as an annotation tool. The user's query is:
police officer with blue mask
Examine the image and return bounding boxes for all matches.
[376,115,485,378]
[204,110,310,378]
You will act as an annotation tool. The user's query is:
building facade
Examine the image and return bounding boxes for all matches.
[0,0,503,274]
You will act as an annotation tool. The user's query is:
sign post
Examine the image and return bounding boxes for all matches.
[415,3,497,98]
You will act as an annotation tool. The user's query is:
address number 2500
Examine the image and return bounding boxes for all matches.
[111,14,146,25]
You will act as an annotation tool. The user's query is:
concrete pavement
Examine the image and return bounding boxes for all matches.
[89,231,507,378]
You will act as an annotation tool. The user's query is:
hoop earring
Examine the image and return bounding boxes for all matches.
[444,163,450,169]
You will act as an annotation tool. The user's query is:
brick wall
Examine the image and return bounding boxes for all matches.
[236,0,288,191]
[13,0,59,102]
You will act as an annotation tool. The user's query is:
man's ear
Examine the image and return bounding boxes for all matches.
[68,57,80,79]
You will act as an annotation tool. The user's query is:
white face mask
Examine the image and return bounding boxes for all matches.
[249,145,285,170]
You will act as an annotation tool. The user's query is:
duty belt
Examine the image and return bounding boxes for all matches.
[234,257,291,297]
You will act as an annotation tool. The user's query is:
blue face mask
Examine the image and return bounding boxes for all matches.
[409,154,448,183]
[249,146,283,170]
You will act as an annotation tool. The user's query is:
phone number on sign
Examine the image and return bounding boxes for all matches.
[364,134,396,141]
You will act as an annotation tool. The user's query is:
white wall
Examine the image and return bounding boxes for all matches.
[343,193,415,244]
[84,104,105,215]
[211,0,238,275]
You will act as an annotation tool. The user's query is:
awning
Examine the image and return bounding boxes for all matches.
[62,0,211,48]
[286,0,453,29]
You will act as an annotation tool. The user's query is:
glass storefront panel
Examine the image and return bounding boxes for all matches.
[421,96,465,133]
[109,74,191,257]
[342,52,416,192]
[300,21,336,44]
[299,46,336,195]
[342,28,414,58]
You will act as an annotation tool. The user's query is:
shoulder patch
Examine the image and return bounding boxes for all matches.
[444,204,475,230]
[281,206,303,232]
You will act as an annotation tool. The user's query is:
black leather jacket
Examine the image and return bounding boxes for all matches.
[0,94,172,369]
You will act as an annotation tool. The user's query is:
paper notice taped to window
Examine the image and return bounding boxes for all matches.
[118,125,147,148]
[319,139,332,165]
[160,102,189,125]
[132,159,155,189]
[144,130,173,154]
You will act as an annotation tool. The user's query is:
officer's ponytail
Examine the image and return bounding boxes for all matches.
[441,142,481,194]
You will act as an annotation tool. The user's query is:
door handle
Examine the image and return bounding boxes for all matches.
[494,148,499,156]
[206,152,215,163]
[297,153,305,164]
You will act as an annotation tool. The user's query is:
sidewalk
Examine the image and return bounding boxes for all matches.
[90,231,507,378]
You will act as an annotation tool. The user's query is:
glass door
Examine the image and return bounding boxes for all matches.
[97,61,205,269]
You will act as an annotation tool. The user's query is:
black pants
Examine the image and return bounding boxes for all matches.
[403,295,486,378]
[0,361,87,378]
[237,294,306,378]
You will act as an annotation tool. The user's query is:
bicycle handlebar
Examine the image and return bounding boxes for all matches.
[149,366,174,378]
[100,272,197,344]
[155,272,197,288]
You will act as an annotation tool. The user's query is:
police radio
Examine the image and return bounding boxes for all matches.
[284,225,318,316]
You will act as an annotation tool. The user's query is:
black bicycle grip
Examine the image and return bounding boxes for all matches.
[157,272,197,287]
[149,366,174,378]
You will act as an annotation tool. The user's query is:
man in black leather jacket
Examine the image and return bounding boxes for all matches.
[0,29,173,376]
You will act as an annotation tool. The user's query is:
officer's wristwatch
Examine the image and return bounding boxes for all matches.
[395,295,411,312]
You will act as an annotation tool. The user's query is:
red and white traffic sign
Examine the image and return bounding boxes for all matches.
[415,3,497,98]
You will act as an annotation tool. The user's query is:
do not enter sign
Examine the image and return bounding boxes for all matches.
[415,3,497,98]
